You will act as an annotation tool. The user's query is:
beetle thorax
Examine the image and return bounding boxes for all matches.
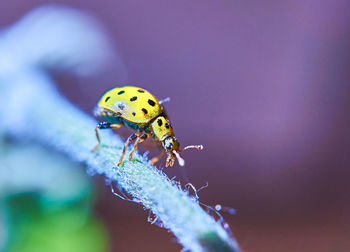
[151,116,175,141]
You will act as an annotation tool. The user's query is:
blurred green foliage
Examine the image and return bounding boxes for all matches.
[0,140,108,252]
[4,193,107,252]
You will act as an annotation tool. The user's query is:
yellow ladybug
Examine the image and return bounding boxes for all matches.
[93,86,203,167]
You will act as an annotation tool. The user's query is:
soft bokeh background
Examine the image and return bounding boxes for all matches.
[1,0,350,251]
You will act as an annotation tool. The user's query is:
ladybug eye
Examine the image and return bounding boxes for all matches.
[166,143,173,150]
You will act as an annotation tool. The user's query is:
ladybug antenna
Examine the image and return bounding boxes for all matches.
[173,151,185,166]
[174,145,203,166]
[182,145,204,151]
[159,97,171,104]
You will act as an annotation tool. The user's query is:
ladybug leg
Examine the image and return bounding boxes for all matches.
[117,132,141,167]
[165,154,175,167]
[149,150,165,166]
[128,133,149,161]
[92,122,123,152]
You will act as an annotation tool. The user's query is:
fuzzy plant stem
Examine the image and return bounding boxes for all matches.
[0,5,241,252]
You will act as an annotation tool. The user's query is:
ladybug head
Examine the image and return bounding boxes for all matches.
[162,136,203,167]
[163,136,180,152]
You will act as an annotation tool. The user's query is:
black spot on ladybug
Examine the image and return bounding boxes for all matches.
[118,103,125,110]
[130,96,137,101]
[142,108,148,114]
[132,112,136,116]
[148,99,156,106]
[138,89,145,93]
[105,96,110,102]
[118,90,125,95]
[157,119,163,126]
[165,123,170,129]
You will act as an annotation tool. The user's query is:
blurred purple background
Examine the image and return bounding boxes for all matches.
[1,0,350,251]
